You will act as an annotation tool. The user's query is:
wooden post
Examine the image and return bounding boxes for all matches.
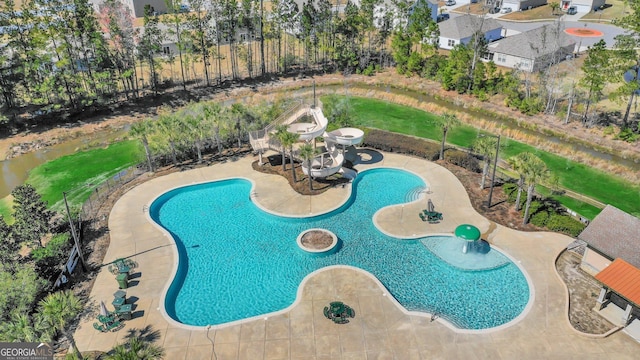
[64,192,87,272]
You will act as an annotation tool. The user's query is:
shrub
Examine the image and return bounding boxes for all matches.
[545,214,586,237]
[362,129,440,160]
[447,151,481,172]
[530,211,550,227]
[524,200,544,216]
[503,183,518,203]
[32,233,71,280]
[615,128,639,143]
[603,125,615,136]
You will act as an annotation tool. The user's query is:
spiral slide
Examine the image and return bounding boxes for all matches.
[299,108,364,179]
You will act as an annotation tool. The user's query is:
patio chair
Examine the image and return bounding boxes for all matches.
[346,307,355,318]
[106,319,122,332]
[333,316,349,324]
[93,322,106,332]
[323,306,331,319]
[419,213,427,222]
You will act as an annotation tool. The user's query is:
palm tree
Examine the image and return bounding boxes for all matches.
[282,131,300,182]
[472,136,499,189]
[0,313,46,342]
[105,337,164,360]
[274,125,290,171]
[202,103,224,155]
[298,142,317,190]
[438,112,460,160]
[522,154,550,225]
[184,113,207,164]
[130,119,155,172]
[507,152,534,211]
[37,290,84,359]
[157,114,182,165]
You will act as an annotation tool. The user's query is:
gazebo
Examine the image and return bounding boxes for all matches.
[455,224,481,254]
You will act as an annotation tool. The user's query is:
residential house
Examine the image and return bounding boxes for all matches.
[576,205,640,326]
[500,0,548,12]
[485,24,575,72]
[437,14,502,50]
[560,0,606,13]
[578,205,640,276]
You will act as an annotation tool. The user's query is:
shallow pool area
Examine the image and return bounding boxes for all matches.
[150,168,530,330]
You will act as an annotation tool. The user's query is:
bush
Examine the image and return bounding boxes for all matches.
[447,151,481,172]
[615,128,639,143]
[503,183,518,203]
[545,213,586,237]
[530,211,550,227]
[32,233,71,280]
[362,129,440,160]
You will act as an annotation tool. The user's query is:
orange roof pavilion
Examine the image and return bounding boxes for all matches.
[595,258,640,307]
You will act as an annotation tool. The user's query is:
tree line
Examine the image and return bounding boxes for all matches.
[1,0,639,140]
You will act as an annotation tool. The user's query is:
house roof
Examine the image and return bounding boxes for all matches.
[487,24,575,59]
[438,14,502,40]
[578,205,640,268]
[595,259,640,307]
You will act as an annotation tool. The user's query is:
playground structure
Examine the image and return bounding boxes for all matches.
[249,100,364,179]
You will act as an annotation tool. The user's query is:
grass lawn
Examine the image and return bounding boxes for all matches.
[582,0,631,21]
[327,95,640,217]
[0,197,12,224]
[21,140,143,216]
[536,186,601,220]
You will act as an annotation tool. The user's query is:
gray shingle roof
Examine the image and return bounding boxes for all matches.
[579,205,640,268]
[487,24,575,59]
[438,14,502,40]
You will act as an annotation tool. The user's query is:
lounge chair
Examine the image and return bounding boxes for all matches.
[419,213,427,221]
[346,307,355,318]
[323,306,331,319]
[333,316,349,324]
[93,322,106,332]
[106,319,122,332]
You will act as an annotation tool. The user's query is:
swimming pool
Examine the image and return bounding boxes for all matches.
[150,168,530,330]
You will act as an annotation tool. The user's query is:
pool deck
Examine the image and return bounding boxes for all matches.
[73,150,640,359]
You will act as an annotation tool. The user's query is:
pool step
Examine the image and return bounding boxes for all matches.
[405,186,427,203]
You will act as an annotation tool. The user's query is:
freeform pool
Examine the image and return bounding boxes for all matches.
[150,168,530,330]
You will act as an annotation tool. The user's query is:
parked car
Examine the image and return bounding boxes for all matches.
[567,6,577,15]
[500,7,512,14]
[445,0,456,6]
[488,6,500,14]
[437,13,450,22]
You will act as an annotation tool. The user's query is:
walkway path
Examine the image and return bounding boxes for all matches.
[73,150,640,359]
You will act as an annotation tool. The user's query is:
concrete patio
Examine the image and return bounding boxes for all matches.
[73,150,640,359]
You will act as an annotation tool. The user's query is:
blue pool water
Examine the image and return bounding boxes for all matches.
[150,168,530,330]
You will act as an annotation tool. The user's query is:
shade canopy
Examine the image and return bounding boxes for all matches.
[99,301,109,316]
[455,224,481,241]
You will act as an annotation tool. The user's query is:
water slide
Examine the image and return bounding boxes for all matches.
[300,108,364,179]
[250,103,363,179]
[287,107,328,141]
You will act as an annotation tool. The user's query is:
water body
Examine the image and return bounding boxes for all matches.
[0,128,127,198]
[1,82,637,197]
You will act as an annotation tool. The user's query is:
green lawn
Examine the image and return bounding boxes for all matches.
[329,95,640,217]
[21,140,143,215]
[0,197,12,224]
